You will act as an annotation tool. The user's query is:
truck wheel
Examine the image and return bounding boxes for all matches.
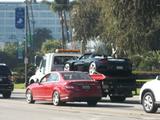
[29,79,35,85]
[89,62,96,75]
[64,63,70,71]
[87,100,98,107]
[142,92,158,113]
[110,96,126,102]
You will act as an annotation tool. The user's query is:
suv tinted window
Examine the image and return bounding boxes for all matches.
[0,66,11,75]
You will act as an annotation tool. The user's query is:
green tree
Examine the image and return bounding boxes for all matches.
[51,0,70,49]
[71,0,102,53]
[0,42,23,69]
[99,0,160,56]
[41,40,61,54]
[71,0,160,56]
[33,28,52,52]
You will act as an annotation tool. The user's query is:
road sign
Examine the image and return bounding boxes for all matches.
[17,47,23,59]
[15,7,25,29]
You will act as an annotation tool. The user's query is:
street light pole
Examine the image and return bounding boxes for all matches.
[25,0,29,87]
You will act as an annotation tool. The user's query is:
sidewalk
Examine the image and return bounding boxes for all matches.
[13,89,26,93]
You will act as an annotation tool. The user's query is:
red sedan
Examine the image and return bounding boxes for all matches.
[26,71,104,106]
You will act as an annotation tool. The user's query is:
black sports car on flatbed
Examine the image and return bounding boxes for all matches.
[64,53,136,102]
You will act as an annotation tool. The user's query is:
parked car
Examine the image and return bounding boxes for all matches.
[139,75,160,113]
[26,71,104,106]
[64,53,136,102]
[0,63,14,98]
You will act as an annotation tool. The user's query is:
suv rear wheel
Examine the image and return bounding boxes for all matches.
[142,92,158,113]
[3,91,11,98]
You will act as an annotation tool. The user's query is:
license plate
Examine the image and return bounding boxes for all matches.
[82,85,90,90]
[116,66,123,70]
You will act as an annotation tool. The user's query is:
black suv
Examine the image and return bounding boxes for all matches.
[0,63,14,98]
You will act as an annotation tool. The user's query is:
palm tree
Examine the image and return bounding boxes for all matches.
[50,0,70,49]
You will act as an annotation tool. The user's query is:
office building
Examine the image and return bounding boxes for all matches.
[0,2,62,43]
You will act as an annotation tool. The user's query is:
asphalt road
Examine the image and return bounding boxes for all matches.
[0,89,159,120]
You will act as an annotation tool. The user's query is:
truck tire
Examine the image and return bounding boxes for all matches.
[110,96,126,102]
[3,91,11,98]
[29,79,35,85]
[87,100,98,107]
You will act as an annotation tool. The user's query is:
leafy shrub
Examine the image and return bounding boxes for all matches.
[130,51,160,71]
[13,64,36,83]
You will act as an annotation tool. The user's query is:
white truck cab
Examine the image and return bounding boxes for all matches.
[29,49,81,84]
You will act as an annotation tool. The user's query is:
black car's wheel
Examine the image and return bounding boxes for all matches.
[26,89,35,104]
[64,63,70,71]
[110,96,126,102]
[87,100,98,106]
[3,91,11,98]
[52,91,61,106]
[142,92,158,113]
[89,62,96,75]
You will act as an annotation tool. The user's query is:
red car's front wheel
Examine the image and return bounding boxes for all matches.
[26,89,35,104]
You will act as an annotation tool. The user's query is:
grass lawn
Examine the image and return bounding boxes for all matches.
[14,83,25,89]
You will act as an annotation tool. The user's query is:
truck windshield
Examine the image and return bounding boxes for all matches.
[53,56,78,65]
[51,56,79,71]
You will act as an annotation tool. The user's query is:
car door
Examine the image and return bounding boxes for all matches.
[74,54,91,71]
[40,73,60,100]
[32,74,50,99]
[154,76,160,101]
[34,74,50,100]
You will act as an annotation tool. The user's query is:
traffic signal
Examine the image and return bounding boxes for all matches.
[15,7,25,29]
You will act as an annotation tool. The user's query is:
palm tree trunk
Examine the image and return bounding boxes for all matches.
[58,11,65,49]
[63,11,70,42]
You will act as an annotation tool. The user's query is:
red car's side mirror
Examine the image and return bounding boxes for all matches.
[90,74,106,81]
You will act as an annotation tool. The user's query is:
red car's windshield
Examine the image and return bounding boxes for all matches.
[61,72,92,80]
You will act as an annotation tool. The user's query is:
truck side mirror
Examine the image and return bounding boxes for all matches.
[34,55,42,67]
